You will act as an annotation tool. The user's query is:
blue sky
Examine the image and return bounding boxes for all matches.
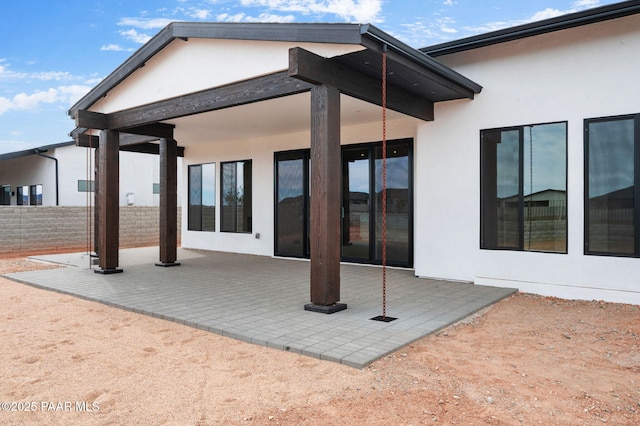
[0,0,619,154]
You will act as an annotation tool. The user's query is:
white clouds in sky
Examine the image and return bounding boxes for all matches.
[239,0,383,23]
[0,85,91,116]
[216,12,296,22]
[0,62,91,116]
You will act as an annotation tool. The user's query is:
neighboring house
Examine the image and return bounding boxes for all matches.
[0,142,182,207]
[68,1,640,305]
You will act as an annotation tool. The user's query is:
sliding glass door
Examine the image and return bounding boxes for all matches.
[274,139,413,267]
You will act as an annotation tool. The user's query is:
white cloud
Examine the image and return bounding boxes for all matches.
[0,63,79,83]
[573,0,601,7]
[187,8,212,19]
[117,17,173,29]
[101,44,135,52]
[239,0,382,23]
[443,0,456,5]
[0,85,91,116]
[216,12,296,23]
[530,8,566,21]
[118,29,152,44]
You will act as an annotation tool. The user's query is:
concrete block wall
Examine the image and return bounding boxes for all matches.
[0,206,181,257]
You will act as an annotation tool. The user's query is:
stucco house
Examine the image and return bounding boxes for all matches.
[68,1,640,305]
[0,141,182,207]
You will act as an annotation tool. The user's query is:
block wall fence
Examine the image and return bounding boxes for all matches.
[0,206,181,257]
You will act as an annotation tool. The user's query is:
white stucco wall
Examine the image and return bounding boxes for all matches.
[0,145,182,207]
[91,39,364,114]
[415,14,640,304]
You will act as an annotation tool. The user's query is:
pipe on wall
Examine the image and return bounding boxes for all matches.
[35,149,59,206]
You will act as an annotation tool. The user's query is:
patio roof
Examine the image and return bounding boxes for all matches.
[68,22,482,122]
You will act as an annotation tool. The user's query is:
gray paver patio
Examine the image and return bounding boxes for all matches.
[3,247,516,368]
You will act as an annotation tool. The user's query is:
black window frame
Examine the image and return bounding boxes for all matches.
[0,185,10,205]
[187,163,216,232]
[29,184,42,206]
[220,159,252,234]
[480,121,568,253]
[584,113,640,257]
[274,149,311,258]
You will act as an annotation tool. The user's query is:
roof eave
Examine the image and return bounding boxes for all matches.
[360,24,482,95]
[422,0,640,57]
[0,141,75,161]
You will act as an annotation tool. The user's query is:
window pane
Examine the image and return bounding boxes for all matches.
[342,147,370,260]
[221,160,252,233]
[276,157,305,255]
[481,129,520,249]
[201,163,216,232]
[587,119,635,254]
[29,185,42,206]
[0,185,10,205]
[188,165,203,231]
[374,143,410,265]
[17,186,26,205]
[523,123,567,252]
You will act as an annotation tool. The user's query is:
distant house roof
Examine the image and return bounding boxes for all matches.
[421,0,640,57]
[0,141,74,161]
[68,22,482,119]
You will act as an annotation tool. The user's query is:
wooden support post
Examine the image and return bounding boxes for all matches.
[156,138,180,267]
[95,130,122,274]
[94,147,100,256]
[305,84,346,314]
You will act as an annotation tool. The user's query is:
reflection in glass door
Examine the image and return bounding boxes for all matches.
[275,151,309,257]
[374,143,411,265]
[274,139,413,267]
[342,147,371,261]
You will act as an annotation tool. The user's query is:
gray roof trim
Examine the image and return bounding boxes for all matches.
[68,22,481,120]
[361,24,482,94]
[422,0,640,57]
[0,141,74,161]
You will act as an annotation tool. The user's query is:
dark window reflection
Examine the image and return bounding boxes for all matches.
[586,117,635,255]
[188,163,215,231]
[481,122,567,253]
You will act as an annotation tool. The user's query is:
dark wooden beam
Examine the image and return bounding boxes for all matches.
[76,110,109,129]
[76,134,185,157]
[156,138,180,267]
[120,143,185,157]
[305,84,346,314]
[120,123,175,139]
[107,71,314,129]
[289,47,434,121]
[95,130,122,274]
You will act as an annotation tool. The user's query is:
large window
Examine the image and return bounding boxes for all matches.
[17,186,28,205]
[188,163,216,231]
[221,160,252,233]
[481,122,567,253]
[0,185,10,205]
[585,114,640,256]
[29,184,42,206]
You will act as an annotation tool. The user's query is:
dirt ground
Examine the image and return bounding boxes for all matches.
[0,257,638,425]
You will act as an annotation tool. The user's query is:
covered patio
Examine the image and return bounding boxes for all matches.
[4,247,515,368]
